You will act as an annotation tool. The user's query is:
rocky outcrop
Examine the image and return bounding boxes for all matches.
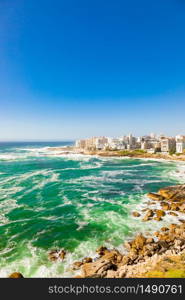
[76,184,185,278]
[76,222,185,278]
[158,185,185,201]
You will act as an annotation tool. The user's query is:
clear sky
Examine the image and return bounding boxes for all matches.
[0,0,185,141]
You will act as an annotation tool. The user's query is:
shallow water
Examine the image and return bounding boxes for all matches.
[0,141,184,277]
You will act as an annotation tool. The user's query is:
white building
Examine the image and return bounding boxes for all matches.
[95,137,108,150]
[107,138,126,150]
[161,138,176,153]
[176,135,185,153]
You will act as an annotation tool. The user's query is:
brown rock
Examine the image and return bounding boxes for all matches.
[106,270,117,278]
[156,209,165,218]
[154,231,160,237]
[169,224,177,231]
[170,203,180,211]
[133,234,146,249]
[142,209,154,221]
[132,211,140,217]
[9,272,24,278]
[179,219,185,223]
[82,257,93,264]
[161,203,170,210]
[96,246,108,256]
[72,261,83,270]
[48,249,66,261]
[147,192,164,201]
[153,216,162,221]
[121,256,130,265]
[161,227,169,232]
[81,257,115,278]
[168,212,178,217]
[59,250,66,260]
[146,237,154,244]
[124,241,132,251]
[158,185,185,201]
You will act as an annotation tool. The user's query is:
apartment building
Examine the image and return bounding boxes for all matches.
[176,135,185,153]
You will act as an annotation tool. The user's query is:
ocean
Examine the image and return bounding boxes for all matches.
[0,141,184,277]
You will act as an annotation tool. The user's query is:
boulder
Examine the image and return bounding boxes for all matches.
[9,272,24,278]
[161,203,170,210]
[168,212,178,217]
[133,234,146,249]
[96,246,108,256]
[81,257,115,278]
[161,227,169,232]
[147,193,164,201]
[170,203,180,211]
[156,210,165,218]
[142,209,154,221]
[48,249,66,261]
[82,257,93,263]
[153,216,162,221]
[132,211,140,217]
[158,185,185,201]
[59,250,66,260]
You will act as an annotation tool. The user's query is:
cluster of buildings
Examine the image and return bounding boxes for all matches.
[75,133,185,154]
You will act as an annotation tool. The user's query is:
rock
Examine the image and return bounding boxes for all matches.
[153,216,162,221]
[158,185,185,201]
[179,219,185,223]
[170,203,180,211]
[132,211,140,217]
[121,256,130,265]
[82,257,92,264]
[169,224,177,231]
[59,250,66,260]
[81,257,115,278]
[147,192,164,201]
[106,270,117,278]
[133,234,146,249]
[161,203,170,210]
[154,231,160,237]
[124,241,132,251]
[96,246,108,256]
[142,209,154,221]
[161,227,169,232]
[168,212,178,216]
[156,210,165,218]
[48,249,66,261]
[72,261,83,270]
[158,240,169,249]
[146,237,154,244]
[9,272,24,278]
[179,203,185,212]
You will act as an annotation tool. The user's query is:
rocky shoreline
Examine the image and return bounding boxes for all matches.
[47,146,185,162]
[8,185,185,278]
[68,184,185,278]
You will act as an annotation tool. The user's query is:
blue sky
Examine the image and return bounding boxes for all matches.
[0,0,185,140]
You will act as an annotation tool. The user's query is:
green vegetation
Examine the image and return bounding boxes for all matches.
[146,269,185,278]
[118,149,147,156]
[169,150,176,155]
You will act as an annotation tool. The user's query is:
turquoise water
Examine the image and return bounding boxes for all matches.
[0,142,183,277]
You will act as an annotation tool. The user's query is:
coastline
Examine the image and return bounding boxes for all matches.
[2,144,185,278]
[45,148,185,278]
[70,184,185,278]
[46,146,185,162]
